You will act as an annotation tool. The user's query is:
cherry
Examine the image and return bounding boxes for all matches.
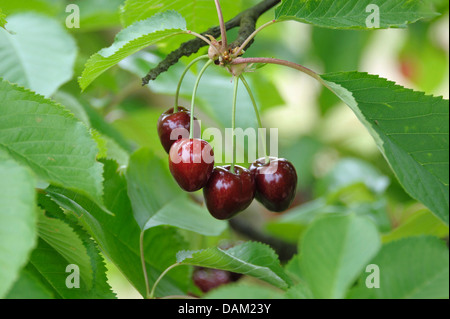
[169,138,214,192]
[157,107,200,154]
[192,267,231,293]
[203,165,255,220]
[249,157,298,212]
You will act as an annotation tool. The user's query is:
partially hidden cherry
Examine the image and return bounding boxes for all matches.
[192,267,231,293]
[203,165,255,220]
[249,157,297,212]
[169,138,214,192]
[157,107,200,154]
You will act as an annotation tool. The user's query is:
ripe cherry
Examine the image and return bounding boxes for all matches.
[169,138,214,192]
[192,267,231,293]
[249,157,297,212]
[157,107,200,154]
[203,165,255,220]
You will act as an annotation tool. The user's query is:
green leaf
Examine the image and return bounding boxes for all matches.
[79,10,186,91]
[0,79,104,205]
[0,13,77,97]
[144,196,227,236]
[0,8,7,30]
[360,236,449,299]
[36,210,94,290]
[177,242,292,290]
[126,148,179,229]
[25,206,116,299]
[27,237,108,299]
[284,284,314,299]
[275,0,438,29]
[5,269,55,299]
[382,209,449,243]
[299,214,381,299]
[0,0,62,16]
[76,0,124,31]
[120,0,243,30]
[45,160,190,298]
[0,150,37,298]
[204,283,285,299]
[321,71,449,225]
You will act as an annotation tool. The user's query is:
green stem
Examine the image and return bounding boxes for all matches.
[186,30,222,56]
[139,231,151,299]
[189,59,214,139]
[149,263,181,299]
[234,20,278,57]
[232,57,322,83]
[174,55,209,110]
[239,75,269,164]
[230,77,239,174]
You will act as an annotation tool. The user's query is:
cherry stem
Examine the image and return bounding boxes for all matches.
[139,231,151,299]
[149,263,181,299]
[185,30,221,56]
[214,0,228,50]
[232,57,322,83]
[234,20,278,57]
[230,76,239,174]
[239,75,269,165]
[189,59,214,139]
[174,55,210,111]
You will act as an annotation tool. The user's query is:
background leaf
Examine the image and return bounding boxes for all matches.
[321,71,449,225]
[144,196,227,236]
[299,214,381,299]
[382,209,449,243]
[357,236,449,299]
[0,150,37,298]
[0,13,77,96]
[275,0,438,29]
[126,148,179,229]
[120,0,243,30]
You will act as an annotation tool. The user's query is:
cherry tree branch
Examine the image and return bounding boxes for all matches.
[142,0,281,85]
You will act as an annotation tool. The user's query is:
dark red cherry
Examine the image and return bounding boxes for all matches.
[157,107,200,154]
[169,138,214,192]
[249,157,297,212]
[203,165,255,220]
[192,267,231,293]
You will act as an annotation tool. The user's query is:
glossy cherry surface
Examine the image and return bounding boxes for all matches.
[249,157,297,212]
[157,107,200,154]
[169,138,214,192]
[203,165,255,220]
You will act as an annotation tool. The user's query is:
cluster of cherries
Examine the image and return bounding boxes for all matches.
[157,106,298,220]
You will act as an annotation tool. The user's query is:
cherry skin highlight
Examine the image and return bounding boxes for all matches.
[249,157,298,212]
[203,165,255,220]
[157,107,200,154]
[169,138,214,192]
